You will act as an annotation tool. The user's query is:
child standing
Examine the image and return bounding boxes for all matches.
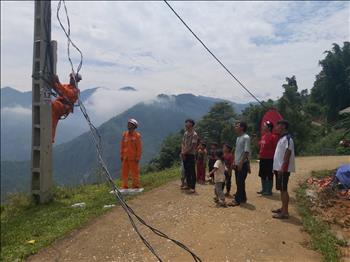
[223,144,234,197]
[209,150,227,207]
[208,143,218,184]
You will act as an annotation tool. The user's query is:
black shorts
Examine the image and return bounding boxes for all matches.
[259,159,273,179]
[274,171,290,191]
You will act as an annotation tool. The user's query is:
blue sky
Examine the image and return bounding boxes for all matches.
[1,1,349,106]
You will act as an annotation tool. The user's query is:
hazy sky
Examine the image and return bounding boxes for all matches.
[1,1,349,103]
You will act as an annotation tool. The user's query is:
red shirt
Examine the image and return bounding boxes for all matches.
[259,133,279,159]
[223,153,234,168]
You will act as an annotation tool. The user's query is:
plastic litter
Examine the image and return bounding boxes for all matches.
[110,188,144,195]
[305,189,317,199]
[71,202,86,208]
[103,204,115,209]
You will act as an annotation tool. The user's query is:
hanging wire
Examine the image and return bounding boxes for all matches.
[163,0,265,107]
[55,1,202,261]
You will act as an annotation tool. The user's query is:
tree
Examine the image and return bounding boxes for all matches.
[277,76,310,153]
[146,43,350,170]
[144,132,183,172]
[311,42,350,121]
[196,102,237,146]
[145,102,237,172]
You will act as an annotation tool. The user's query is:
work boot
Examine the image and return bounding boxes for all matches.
[262,180,273,196]
[257,178,264,194]
[267,180,273,194]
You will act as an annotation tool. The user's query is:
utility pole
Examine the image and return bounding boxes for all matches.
[31,0,57,203]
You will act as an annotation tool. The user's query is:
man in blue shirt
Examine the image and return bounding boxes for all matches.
[229,121,251,206]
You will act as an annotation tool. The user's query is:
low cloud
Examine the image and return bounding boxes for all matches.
[1,1,349,104]
[82,88,156,125]
[1,106,31,117]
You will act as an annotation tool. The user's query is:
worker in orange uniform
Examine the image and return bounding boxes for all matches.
[51,73,81,143]
[120,119,142,189]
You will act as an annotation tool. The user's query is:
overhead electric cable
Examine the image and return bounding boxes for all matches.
[164,0,264,107]
[55,1,202,261]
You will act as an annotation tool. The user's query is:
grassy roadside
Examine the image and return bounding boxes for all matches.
[295,170,345,262]
[1,167,179,262]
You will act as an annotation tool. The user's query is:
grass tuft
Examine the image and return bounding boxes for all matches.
[1,167,179,262]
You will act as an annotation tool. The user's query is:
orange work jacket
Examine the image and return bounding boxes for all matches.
[120,131,142,161]
[54,82,79,114]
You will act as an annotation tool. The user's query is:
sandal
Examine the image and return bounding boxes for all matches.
[272,213,289,219]
[188,189,196,194]
[228,201,240,207]
[271,208,282,213]
[217,201,228,208]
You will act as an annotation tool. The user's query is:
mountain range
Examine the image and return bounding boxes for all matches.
[1,86,140,161]
[1,86,98,161]
[1,86,252,200]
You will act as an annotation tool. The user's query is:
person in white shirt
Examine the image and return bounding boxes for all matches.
[209,150,227,207]
[272,120,295,219]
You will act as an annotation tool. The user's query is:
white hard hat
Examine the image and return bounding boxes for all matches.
[69,73,82,82]
[128,118,138,128]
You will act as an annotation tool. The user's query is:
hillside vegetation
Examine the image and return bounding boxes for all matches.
[147,42,350,172]
[0,167,179,262]
[2,94,251,198]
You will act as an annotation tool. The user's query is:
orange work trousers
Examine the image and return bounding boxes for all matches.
[121,160,140,189]
[52,100,67,143]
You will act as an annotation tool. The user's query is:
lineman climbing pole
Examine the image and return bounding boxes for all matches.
[31,0,57,203]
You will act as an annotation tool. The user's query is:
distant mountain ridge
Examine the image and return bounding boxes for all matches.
[1,86,32,108]
[1,86,101,161]
[1,87,253,199]
[119,86,137,91]
[1,86,101,109]
[53,93,227,185]
[1,87,251,161]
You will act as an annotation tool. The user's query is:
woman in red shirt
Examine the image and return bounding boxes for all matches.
[196,143,207,184]
[257,121,279,195]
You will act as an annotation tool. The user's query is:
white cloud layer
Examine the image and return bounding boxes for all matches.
[1,1,349,104]
[84,88,155,124]
[1,106,32,117]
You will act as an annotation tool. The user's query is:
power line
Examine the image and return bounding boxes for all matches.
[55,1,202,261]
[163,0,264,107]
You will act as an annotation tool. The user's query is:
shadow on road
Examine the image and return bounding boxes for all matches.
[281,215,302,226]
[262,194,296,204]
[240,202,256,211]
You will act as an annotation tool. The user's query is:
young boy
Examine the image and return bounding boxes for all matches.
[208,143,218,184]
[209,150,227,207]
[223,144,234,197]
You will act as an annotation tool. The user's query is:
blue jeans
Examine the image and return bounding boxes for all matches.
[234,162,249,203]
[183,154,196,190]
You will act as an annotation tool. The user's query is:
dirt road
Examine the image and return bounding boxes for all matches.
[28,156,349,262]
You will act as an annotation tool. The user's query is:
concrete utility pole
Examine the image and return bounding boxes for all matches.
[31,0,57,203]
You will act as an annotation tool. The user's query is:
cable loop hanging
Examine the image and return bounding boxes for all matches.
[56,1,202,261]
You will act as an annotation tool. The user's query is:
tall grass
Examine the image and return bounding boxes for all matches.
[1,167,179,262]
